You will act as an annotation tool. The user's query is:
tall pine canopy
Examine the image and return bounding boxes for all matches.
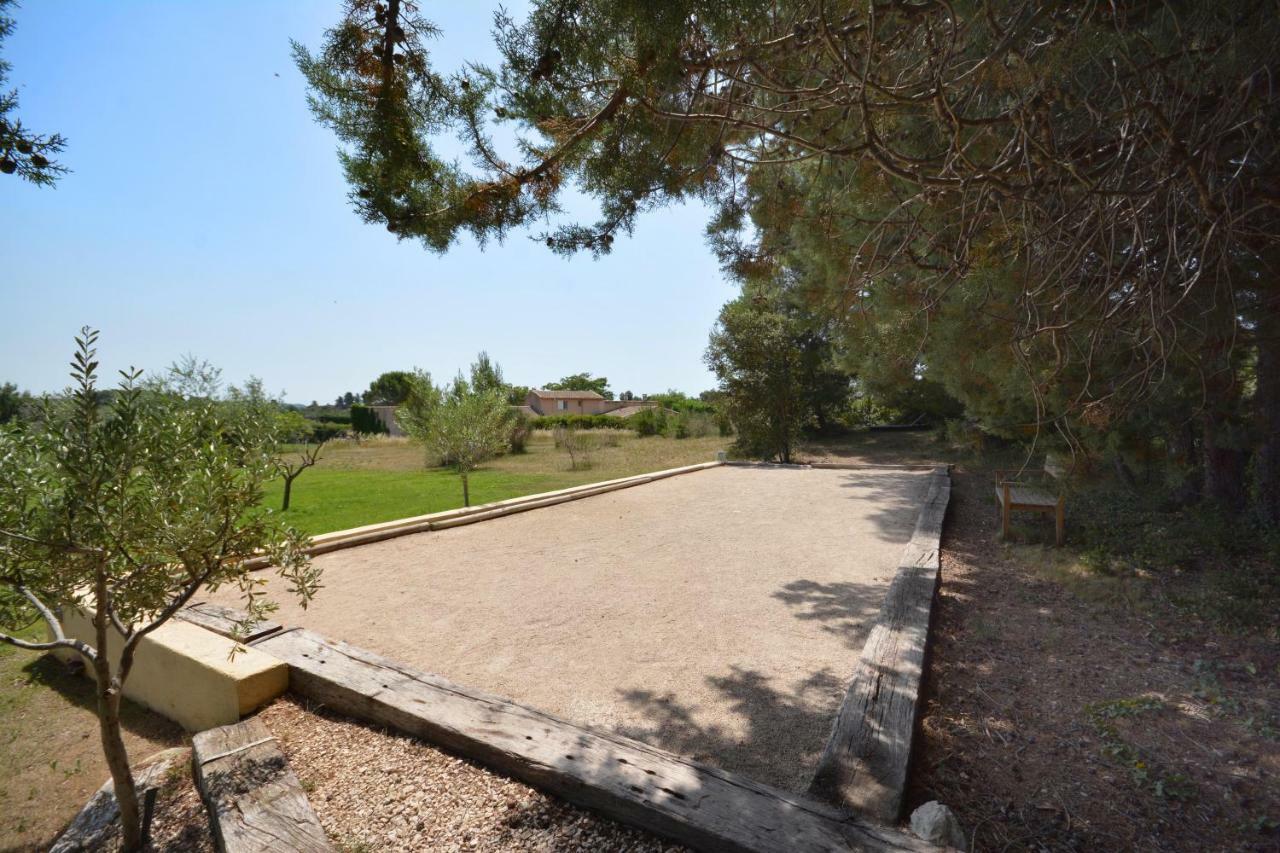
[297,1,1280,520]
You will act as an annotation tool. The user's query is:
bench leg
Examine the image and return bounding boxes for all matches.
[1001,499,1011,541]
[1055,501,1065,546]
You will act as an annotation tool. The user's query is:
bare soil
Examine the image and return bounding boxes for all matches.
[207,464,929,791]
[0,653,186,851]
[890,457,1278,851]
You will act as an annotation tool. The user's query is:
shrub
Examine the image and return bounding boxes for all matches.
[309,422,348,442]
[559,426,595,470]
[649,391,717,414]
[508,410,531,453]
[530,413,629,431]
[632,407,669,437]
[675,412,715,439]
[350,404,389,435]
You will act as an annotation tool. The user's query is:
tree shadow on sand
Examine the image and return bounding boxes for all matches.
[613,571,906,792]
[772,578,886,650]
[615,665,849,792]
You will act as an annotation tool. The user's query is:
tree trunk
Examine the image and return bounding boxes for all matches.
[93,576,141,851]
[282,475,294,511]
[1113,455,1140,493]
[461,473,470,507]
[1254,298,1280,525]
[1169,417,1201,505]
[1202,412,1249,512]
[97,681,142,850]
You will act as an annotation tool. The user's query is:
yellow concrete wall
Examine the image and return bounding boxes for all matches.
[54,607,288,732]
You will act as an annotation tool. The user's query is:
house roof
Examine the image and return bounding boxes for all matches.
[531,389,604,400]
[602,405,656,418]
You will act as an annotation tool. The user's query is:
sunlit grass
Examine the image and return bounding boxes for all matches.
[264,432,727,536]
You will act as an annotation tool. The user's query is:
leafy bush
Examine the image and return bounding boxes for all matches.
[350,404,389,435]
[530,413,629,431]
[508,410,531,453]
[674,412,715,439]
[940,418,987,455]
[631,407,669,437]
[309,422,348,442]
[649,391,716,414]
[1073,486,1251,575]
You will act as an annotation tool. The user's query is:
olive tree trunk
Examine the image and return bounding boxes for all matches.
[93,575,142,851]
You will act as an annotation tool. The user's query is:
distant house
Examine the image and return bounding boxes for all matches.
[369,405,405,436]
[524,389,659,418]
[368,392,661,436]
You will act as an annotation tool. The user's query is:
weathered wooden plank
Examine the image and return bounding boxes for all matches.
[809,467,951,823]
[192,717,333,853]
[724,461,939,471]
[254,629,935,853]
[178,602,284,642]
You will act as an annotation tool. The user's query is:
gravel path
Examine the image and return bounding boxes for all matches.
[211,464,928,791]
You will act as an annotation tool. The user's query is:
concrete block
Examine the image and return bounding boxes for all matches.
[54,606,287,732]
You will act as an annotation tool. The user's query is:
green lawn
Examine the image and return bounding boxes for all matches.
[263,432,727,536]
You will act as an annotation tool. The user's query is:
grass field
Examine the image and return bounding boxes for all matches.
[0,624,184,850]
[263,431,729,536]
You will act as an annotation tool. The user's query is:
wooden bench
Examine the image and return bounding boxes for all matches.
[996,456,1066,545]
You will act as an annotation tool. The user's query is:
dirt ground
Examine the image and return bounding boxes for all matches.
[206,464,930,792]
[0,652,186,851]
[797,436,1279,852]
[904,463,1280,851]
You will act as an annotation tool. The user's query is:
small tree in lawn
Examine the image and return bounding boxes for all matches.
[277,441,326,511]
[0,330,320,852]
[402,373,509,507]
[265,408,327,512]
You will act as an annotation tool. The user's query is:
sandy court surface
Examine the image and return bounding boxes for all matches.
[209,465,928,791]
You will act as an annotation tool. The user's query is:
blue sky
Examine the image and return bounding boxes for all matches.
[0,2,736,403]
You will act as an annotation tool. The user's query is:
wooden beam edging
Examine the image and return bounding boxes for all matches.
[177,602,284,643]
[723,461,941,471]
[253,629,936,853]
[244,461,724,568]
[193,717,333,852]
[808,466,952,823]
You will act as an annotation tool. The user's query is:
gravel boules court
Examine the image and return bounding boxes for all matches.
[211,464,930,791]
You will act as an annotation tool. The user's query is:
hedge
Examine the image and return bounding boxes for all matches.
[350,404,389,435]
[529,414,631,431]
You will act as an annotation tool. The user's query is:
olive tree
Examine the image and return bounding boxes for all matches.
[399,370,509,507]
[0,330,320,852]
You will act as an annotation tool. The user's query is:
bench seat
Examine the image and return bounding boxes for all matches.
[996,458,1066,545]
[995,485,1058,508]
